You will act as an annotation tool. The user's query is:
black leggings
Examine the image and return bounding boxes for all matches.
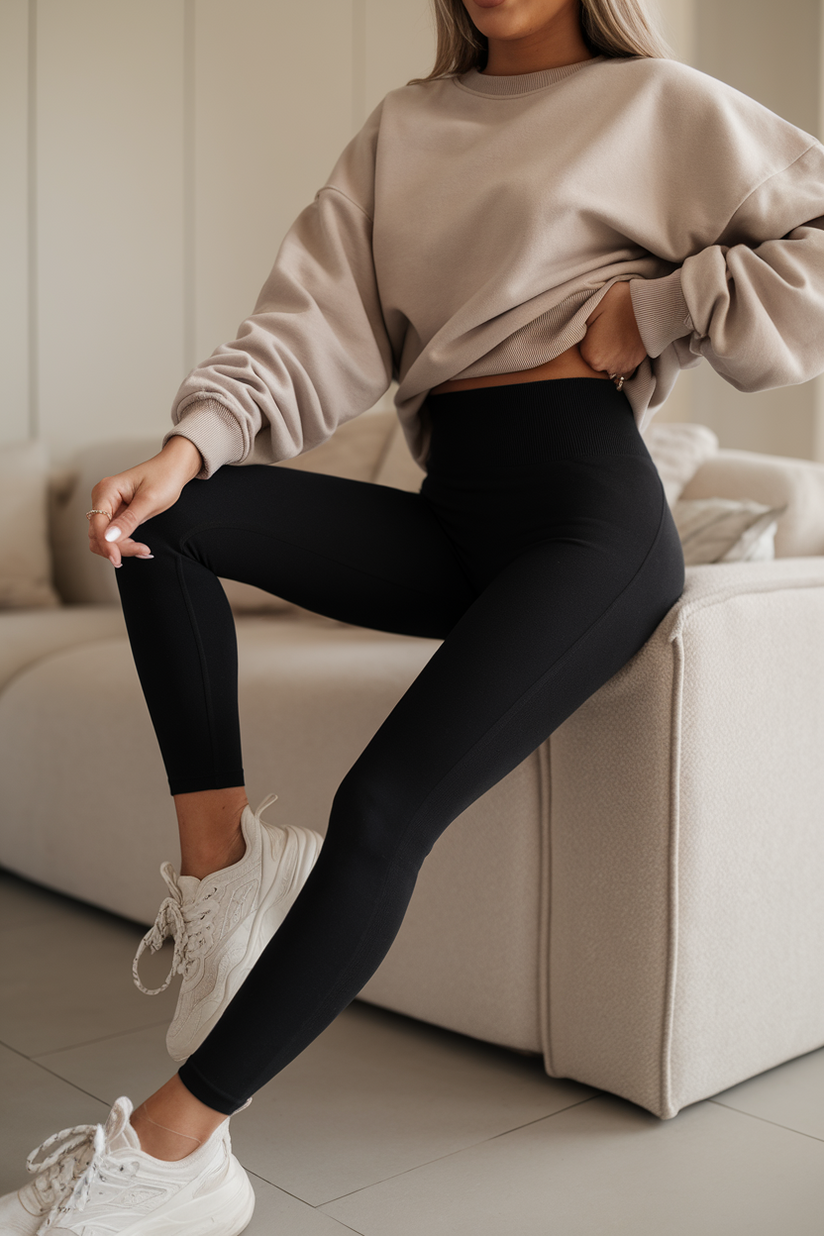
[116,378,685,1114]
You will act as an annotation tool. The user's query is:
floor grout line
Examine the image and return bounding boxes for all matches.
[313,1095,600,1210]
[26,1018,176,1062]
[708,1099,824,1145]
[2,1050,113,1109]
[485,1092,600,1142]
[0,1039,34,1061]
[244,1170,366,1234]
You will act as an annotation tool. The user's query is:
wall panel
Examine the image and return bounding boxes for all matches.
[0,0,30,445]
[362,0,435,122]
[191,0,355,366]
[36,0,185,462]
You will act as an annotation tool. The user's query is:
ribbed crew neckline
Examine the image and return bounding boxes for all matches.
[457,54,607,97]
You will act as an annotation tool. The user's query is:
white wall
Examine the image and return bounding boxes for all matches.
[2,0,435,462]
[2,0,823,461]
[0,0,30,445]
[35,0,186,461]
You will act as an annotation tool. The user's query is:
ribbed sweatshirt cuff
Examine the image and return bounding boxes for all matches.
[163,398,246,479]
[630,269,694,358]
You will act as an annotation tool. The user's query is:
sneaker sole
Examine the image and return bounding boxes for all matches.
[114,1158,255,1235]
[167,826,323,1062]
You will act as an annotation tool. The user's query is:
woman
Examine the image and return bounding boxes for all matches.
[5,0,824,1231]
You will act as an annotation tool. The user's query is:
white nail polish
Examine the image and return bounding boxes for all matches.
[104,526,120,543]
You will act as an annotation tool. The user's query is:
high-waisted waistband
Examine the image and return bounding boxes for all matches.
[424,377,649,474]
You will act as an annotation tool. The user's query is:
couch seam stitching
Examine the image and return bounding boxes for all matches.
[660,634,685,1119]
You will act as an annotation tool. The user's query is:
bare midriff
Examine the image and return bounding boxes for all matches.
[429,342,612,395]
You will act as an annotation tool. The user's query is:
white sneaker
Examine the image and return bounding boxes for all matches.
[0,1096,254,1236]
[133,794,323,1062]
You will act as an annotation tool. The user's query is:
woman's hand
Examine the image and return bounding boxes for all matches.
[88,436,204,567]
[580,281,647,384]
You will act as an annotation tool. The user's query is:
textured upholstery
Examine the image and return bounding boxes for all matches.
[546,558,824,1116]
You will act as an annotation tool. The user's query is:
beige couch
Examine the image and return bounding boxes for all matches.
[2,410,824,1120]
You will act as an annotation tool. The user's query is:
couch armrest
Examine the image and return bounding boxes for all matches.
[544,558,824,1118]
[682,449,824,558]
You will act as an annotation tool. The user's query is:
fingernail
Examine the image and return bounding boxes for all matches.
[138,554,154,560]
[105,526,120,543]
[113,562,122,568]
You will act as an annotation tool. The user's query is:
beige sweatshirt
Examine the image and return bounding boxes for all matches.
[168,53,824,476]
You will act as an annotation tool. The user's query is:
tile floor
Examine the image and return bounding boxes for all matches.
[1,867,823,1235]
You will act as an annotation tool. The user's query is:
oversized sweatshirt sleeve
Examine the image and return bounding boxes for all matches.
[166,107,394,479]
[630,140,824,392]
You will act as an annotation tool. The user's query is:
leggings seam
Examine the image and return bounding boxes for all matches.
[175,553,223,787]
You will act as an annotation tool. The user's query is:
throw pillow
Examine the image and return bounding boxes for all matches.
[642,422,720,506]
[0,440,60,610]
[672,497,787,565]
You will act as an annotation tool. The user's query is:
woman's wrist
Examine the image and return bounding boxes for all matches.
[161,434,204,482]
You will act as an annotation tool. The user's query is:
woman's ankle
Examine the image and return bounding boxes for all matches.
[175,787,249,879]
[131,1077,228,1161]
[179,827,246,880]
[130,1103,205,1162]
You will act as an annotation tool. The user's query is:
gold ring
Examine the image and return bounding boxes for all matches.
[86,509,113,521]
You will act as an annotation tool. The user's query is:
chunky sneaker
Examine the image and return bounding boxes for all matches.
[0,1095,254,1236]
[133,793,323,1062]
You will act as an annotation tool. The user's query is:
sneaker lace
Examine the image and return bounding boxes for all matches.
[132,862,220,995]
[27,1121,134,1235]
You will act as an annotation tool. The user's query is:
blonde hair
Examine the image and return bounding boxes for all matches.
[410,0,673,83]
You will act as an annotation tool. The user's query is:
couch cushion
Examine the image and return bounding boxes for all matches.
[51,438,160,606]
[672,497,786,565]
[0,441,60,610]
[681,449,824,558]
[0,604,125,693]
[641,422,719,505]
